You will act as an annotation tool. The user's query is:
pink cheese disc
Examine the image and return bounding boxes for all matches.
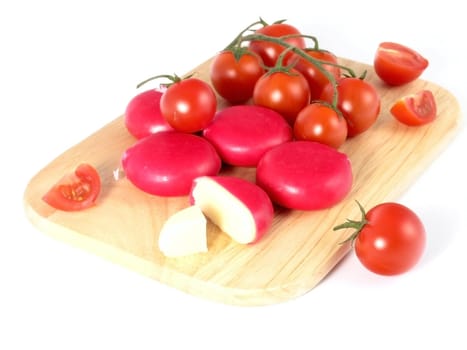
[124,89,173,139]
[202,105,292,167]
[122,131,221,196]
[256,141,353,210]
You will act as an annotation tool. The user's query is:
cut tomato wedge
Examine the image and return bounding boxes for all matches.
[42,163,101,211]
[390,90,437,126]
[374,42,429,86]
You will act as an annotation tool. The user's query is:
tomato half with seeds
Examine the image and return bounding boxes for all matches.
[374,42,429,86]
[293,102,347,149]
[390,90,437,126]
[210,50,265,104]
[248,22,306,67]
[42,163,101,211]
[335,202,426,276]
[253,69,310,125]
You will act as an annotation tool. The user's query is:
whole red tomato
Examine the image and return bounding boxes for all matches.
[293,102,347,149]
[209,50,265,104]
[286,49,341,101]
[335,202,426,275]
[248,22,306,67]
[320,77,381,137]
[160,78,217,133]
[253,69,310,125]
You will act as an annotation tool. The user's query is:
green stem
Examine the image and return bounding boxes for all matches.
[224,20,264,51]
[136,73,182,89]
[241,33,341,108]
[333,200,368,246]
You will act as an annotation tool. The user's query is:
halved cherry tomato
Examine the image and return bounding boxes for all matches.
[286,49,341,101]
[335,202,426,275]
[320,77,381,137]
[293,102,347,149]
[374,42,429,86]
[160,77,217,133]
[390,90,437,126]
[253,69,310,125]
[42,163,101,211]
[209,50,265,104]
[248,22,306,67]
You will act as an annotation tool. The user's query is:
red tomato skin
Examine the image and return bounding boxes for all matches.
[209,51,265,104]
[256,141,352,210]
[202,105,292,167]
[248,23,306,67]
[253,70,311,125]
[320,77,381,137]
[355,203,426,275]
[293,103,348,149]
[42,163,101,211]
[286,49,341,101]
[160,78,217,133]
[390,90,437,126]
[122,131,221,196]
[374,42,429,86]
[124,89,173,139]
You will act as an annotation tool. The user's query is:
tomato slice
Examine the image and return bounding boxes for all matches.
[42,163,101,211]
[390,90,437,126]
[374,42,429,86]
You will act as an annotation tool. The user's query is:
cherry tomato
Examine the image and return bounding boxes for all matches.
[374,42,429,86]
[390,90,437,126]
[253,69,310,125]
[209,50,265,104]
[124,89,173,139]
[293,103,347,149]
[335,202,426,275]
[42,163,101,211]
[248,22,306,67]
[286,49,341,101]
[320,77,381,137]
[160,78,217,133]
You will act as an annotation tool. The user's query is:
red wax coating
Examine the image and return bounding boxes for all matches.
[122,131,221,196]
[256,141,353,210]
[124,89,173,139]
[202,105,293,167]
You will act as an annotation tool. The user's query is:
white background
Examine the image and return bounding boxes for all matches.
[2,1,466,349]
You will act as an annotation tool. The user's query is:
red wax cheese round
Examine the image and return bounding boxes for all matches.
[256,141,353,210]
[202,105,293,167]
[190,176,274,244]
[122,131,221,196]
[124,89,173,139]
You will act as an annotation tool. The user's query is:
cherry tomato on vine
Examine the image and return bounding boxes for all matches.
[42,163,101,211]
[334,202,426,276]
[390,90,437,126]
[248,22,306,67]
[209,50,265,104]
[159,77,217,133]
[320,77,381,137]
[374,42,429,86]
[286,49,341,101]
[253,69,310,125]
[293,103,347,149]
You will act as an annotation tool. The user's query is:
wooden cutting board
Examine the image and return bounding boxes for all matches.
[23,57,461,306]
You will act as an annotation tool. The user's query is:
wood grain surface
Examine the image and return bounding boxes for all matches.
[23,57,461,306]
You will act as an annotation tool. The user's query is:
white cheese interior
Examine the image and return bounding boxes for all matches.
[192,177,255,244]
[158,205,207,257]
